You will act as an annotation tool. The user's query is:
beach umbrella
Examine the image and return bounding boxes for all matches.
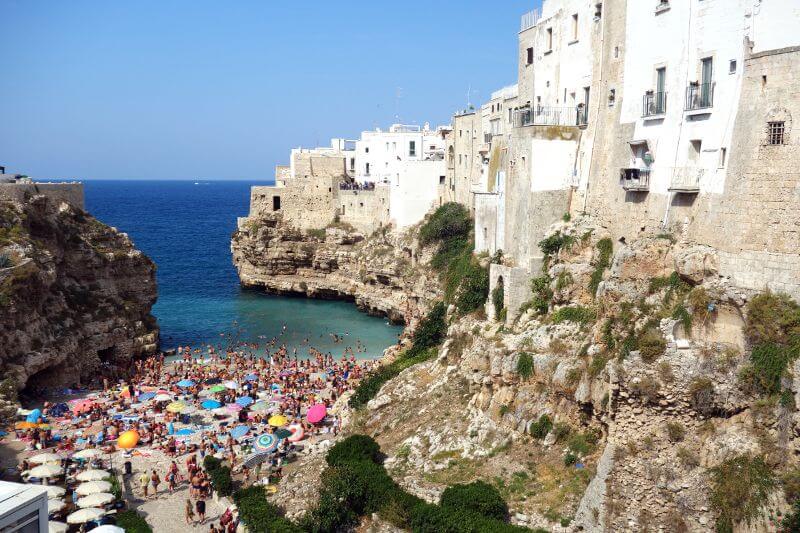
[201,399,222,410]
[243,451,271,468]
[181,405,197,414]
[137,392,156,401]
[253,433,278,453]
[15,421,37,429]
[71,400,95,415]
[209,385,226,393]
[287,423,305,443]
[250,401,271,412]
[66,508,105,524]
[212,407,231,417]
[44,486,66,498]
[236,396,254,407]
[224,380,238,390]
[48,499,66,513]
[76,469,109,482]
[225,403,243,412]
[29,452,62,464]
[245,373,258,382]
[306,404,327,424]
[270,384,282,393]
[75,481,111,496]
[175,428,195,436]
[48,521,68,533]
[72,448,102,460]
[268,414,288,427]
[176,379,196,388]
[117,430,139,450]
[166,401,186,413]
[228,425,250,440]
[91,526,125,533]
[77,492,114,508]
[30,464,62,478]
[204,378,221,385]
[274,428,292,440]
[26,408,43,423]
[154,393,172,402]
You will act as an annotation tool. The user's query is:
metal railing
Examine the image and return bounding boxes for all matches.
[668,167,704,192]
[685,83,714,111]
[515,106,582,127]
[520,9,541,32]
[620,168,651,191]
[642,92,667,117]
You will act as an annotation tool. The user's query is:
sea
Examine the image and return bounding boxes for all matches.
[82,180,402,359]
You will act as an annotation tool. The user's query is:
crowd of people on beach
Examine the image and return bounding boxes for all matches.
[5,327,381,532]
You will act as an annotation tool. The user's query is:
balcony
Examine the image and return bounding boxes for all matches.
[515,106,582,127]
[668,167,704,193]
[620,168,651,191]
[642,92,667,118]
[685,83,714,112]
[520,9,541,32]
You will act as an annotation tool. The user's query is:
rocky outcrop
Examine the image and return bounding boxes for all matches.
[231,212,441,325]
[0,195,158,398]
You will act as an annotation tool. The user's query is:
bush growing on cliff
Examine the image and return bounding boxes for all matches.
[529,414,553,439]
[492,283,505,319]
[588,238,613,296]
[638,328,667,362]
[709,455,775,533]
[551,305,596,324]
[440,480,509,521]
[115,511,152,533]
[233,486,301,533]
[326,435,382,466]
[420,203,472,245]
[516,352,534,380]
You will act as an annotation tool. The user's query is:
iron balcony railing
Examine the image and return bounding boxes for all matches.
[620,168,651,191]
[515,106,582,127]
[642,92,667,117]
[668,167,704,192]
[685,83,714,111]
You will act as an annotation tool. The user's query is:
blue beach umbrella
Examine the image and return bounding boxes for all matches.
[229,425,250,440]
[245,374,258,382]
[201,399,222,410]
[177,380,196,388]
[236,396,254,407]
[253,433,278,453]
[175,428,195,436]
[26,409,42,423]
[138,392,156,401]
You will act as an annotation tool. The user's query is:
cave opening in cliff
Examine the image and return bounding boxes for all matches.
[97,346,116,362]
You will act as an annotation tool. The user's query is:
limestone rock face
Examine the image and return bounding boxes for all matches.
[0,196,158,396]
[674,244,720,283]
[231,212,440,325]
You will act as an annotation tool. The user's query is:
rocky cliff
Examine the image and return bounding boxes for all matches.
[231,212,441,326]
[0,195,158,401]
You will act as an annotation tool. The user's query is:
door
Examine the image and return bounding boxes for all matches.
[701,57,713,107]
[656,68,666,113]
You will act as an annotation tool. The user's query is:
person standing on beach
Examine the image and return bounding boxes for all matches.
[196,498,206,524]
[150,469,161,498]
[139,470,150,498]
[185,499,195,524]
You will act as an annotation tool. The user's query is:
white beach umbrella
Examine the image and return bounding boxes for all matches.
[224,380,238,389]
[92,526,125,533]
[66,507,105,524]
[44,485,66,498]
[72,448,103,460]
[77,492,114,508]
[30,464,62,478]
[75,480,111,496]
[154,393,172,402]
[47,498,66,513]
[76,469,109,481]
[29,453,63,464]
[48,521,68,533]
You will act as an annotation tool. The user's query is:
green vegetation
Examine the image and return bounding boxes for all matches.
[349,303,446,408]
[551,306,596,324]
[665,421,686,442]
[529,414,553,439]
[115,511,152,533]
[538,232,574,258]
[562,212,571,223]
[234,486,302,532]
[306,228,327,240]
[203,455,233,497]
[516,352,534,380]
[689,377,716,417]
[492,283,505,320]
[0,253,12,268]
[588,238,613,296]
[298,435,528,533]
[523,275,553,316]
[638,328,667,362]
[709,455,775,533]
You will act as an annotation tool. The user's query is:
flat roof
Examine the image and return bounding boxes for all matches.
[0,481,48,515]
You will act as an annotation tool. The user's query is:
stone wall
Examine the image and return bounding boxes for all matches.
[488,263,533,324]
[293,153,346,179]
[250,175,340,232]
[0,182,84,210]
[336,185,390,234]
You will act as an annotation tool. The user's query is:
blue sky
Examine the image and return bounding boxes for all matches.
[0,1,540,180]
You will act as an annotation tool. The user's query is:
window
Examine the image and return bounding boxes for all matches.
[341,204,345,215]
[719,147,727,168]
[365,147,369,153]
[608,88,616,106]
[459,129,462,137]
[767,121,785,145]
[409,140,416,156]
[272,196,281,211]
[458,154,462,165]
[349,157,355,171]
[571,14,579,41]
[594,3,603,19]
[526,47,533,64]
[439,175,445,185]
[729,60,737,74]
[385,142,389,151]
[365,162,370,175]
[614,46,619,58]
[546,28,553,51]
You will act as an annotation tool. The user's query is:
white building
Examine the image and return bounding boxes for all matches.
[0,481,48,533]
[355,124,447,228]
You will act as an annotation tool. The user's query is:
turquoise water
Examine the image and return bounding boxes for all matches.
[83,180,402,358]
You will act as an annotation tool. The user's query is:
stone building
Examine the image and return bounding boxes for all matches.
[0,171,84,210]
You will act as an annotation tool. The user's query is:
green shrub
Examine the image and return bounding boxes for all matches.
[527,275,553,315]
[116,511,152,533]
[539,232,568,257]
[782,468,800,505]
[588,238,613,296]
[203,455,233,496]
[411,302,447,353]
[529,414,553,439]
[420,203,471,246]
[782,500,800,533]
[672,303,692,334]
[0,253,12,268]
[709,455,775,532]
[638,329,666,362]
[563,452,578,466]
[746,342,793,395]
[234,485,302,533]
[440,480,509,521]
[551,306,596,324]
[516,352,534,380]
[689,377,716,417]
[306,228,326,240]
[451,257,490,314]
[492,283,505,319]
[665,421,686,442]
[326,434,382,466]
[745,292,800,346]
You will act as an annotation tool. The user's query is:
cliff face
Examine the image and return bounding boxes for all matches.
[231,212,441,325]
[0,195,158,396]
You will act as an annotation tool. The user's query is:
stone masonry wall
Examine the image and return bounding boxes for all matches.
[0,182,84,210]
[336,186,390,234]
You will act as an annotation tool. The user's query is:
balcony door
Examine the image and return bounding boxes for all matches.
[700,57,713,107]
[656,67,666,113]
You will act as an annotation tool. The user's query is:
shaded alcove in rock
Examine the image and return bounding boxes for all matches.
[672,303,746,352]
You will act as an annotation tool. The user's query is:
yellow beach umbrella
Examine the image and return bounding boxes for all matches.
[166,401,186,413]
[268,414,288,427]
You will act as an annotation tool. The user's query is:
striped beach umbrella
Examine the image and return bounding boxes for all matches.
[253,433,278,453]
